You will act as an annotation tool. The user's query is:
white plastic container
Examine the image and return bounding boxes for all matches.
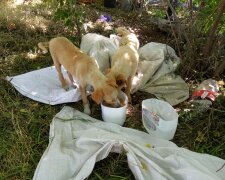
[142,99,178,140]
[101,92,128,126]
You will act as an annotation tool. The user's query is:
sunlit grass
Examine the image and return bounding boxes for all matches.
[0,0,52,38]
[8,0,42,8]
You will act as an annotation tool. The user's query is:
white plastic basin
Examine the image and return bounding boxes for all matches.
[101,92,128,126]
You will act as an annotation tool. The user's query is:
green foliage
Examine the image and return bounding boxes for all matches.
[147,8,165,18]
[49,0,86,44]
[196,0,224,35]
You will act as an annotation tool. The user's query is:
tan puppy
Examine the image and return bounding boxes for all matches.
[116,27,139,50]
[106,27,139,103]
[38,37,119,115]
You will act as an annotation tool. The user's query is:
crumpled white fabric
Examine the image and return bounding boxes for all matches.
[132,42,189,105]
[33,106,225,180]
[6,66,81,105]
[80,33,117,73]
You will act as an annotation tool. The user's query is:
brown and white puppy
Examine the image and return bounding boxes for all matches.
[38,37,119,115]
[106,27,139,103]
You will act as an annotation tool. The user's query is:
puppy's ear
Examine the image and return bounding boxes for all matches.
[116,74,126,88]
[91,89,103,104]
[116,27,129,36]
[106,79,118,88]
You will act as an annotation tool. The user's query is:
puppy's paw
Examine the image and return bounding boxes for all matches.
[63,85,70,91]
[62,79,70,91]
[42,50,48,54]
[37,49,48,54]
[83,104,91,115]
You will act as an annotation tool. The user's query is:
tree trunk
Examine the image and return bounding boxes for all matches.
[204,0,225,57]
[214,57,225,77]
[166,0,191,48]
[187,0,193,10]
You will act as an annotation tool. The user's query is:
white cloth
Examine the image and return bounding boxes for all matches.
[132,42,189,106]
[33,106,225,180]
[80,33,117,73]
[6,66,81,105]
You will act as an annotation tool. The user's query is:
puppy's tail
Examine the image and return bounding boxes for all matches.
[38,41,49,54]
[116,27,130,36]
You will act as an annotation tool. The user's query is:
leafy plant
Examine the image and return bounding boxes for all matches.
[51,0,86,44]
[167,0,225,79]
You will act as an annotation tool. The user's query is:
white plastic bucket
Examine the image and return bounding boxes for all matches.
[142,98,178,140]
[101,92,128,126]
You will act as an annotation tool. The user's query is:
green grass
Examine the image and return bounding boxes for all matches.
[0,1,225,179]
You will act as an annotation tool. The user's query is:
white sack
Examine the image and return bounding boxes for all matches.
[33,106,225,180]
[80,33,117,73]
[6,66,81,105]
[132,43,165,91]
[132,42,189,105]
[141,73,189,105]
